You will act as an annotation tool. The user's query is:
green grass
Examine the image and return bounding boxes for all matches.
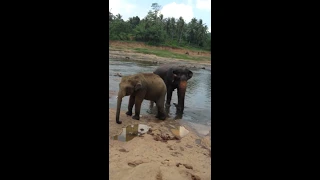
[160,40,211,53]
[133,48,210,61]
[182,46,210,53]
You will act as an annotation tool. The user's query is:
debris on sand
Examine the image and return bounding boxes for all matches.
[127,160,143,167]
[152,133,180,142]
[183,164,193,169]
[191,174,201,180]
[147,128,153,134]
[119,148,129,153]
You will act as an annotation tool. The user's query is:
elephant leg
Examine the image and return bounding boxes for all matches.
[126,95,135,116]
[132,97,143,120]
[149,101,154,108]
[176,88,184,113]
[166,87,173,107]
[155,96,166,120]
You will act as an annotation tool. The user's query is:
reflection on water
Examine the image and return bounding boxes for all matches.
[109,59,211,126]
[113,124,151,142]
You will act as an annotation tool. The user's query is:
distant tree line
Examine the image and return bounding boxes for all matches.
[109,3,211,51]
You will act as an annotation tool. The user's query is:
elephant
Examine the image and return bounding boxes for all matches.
[116,73,167,124]
[153,65,193,115]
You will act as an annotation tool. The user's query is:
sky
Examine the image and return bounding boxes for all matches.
[109,0,211,32]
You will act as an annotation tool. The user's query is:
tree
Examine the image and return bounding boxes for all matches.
[186,18,198,44]
[115,14,122,21]
[108,3,211,51]
[128,16,140,30]
[109,11,113,22]
[176,17,185,43]
[169,17,176,40]
[109,13,130,40]
[151,3,161,16]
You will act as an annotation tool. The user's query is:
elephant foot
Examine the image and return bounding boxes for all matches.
[132,115,140,120]
[116,120,122,124]
[173,103,183,112]
[176,110,183,115]
[126,111,132,116]
[176,109,184,117]
[156,113,166,120]
[174,114,183,119]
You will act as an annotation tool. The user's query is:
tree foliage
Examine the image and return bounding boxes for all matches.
[109,3,211,50]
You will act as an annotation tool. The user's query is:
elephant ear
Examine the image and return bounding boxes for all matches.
[134,82,142,91]
[187,70,193,80]
[166,68,178,83]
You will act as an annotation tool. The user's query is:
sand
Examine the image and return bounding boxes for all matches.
[109,108,211,180]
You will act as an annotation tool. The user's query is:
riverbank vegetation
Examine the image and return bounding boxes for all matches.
[109,3,211,52]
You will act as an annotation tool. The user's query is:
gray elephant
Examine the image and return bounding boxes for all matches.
[116,73,167,124]
[153,65,193,115]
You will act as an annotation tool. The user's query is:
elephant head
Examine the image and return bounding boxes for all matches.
[166,67,193,113]
[116,75,143,124]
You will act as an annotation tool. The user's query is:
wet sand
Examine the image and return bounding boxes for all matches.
[109,108,211,180]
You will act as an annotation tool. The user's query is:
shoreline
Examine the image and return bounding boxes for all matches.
[109,93,211,139]
[109,49,212,71]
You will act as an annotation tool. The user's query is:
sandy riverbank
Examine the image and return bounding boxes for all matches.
[109,108,211,180]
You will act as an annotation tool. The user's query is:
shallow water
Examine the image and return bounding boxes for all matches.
[109,59,211,132]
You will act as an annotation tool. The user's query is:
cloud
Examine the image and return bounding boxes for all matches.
[196,0,211,11]
[160,2,194,23]
[109,0,139,21]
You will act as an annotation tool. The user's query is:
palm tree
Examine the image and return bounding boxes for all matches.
[169,17,176,40]
[196,19,205,46]
[177,17,185,43]
[165,18,170,35]
[115,14,122,21]
[187,18,198,44]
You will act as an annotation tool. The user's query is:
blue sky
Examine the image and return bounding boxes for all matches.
[109,0,211,32]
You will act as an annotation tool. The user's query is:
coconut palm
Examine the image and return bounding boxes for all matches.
[177,16,185,43]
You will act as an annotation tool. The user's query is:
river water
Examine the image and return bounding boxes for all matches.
[109,59,211,136]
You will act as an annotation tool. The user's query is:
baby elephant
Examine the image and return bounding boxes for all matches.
[116,73,167,124]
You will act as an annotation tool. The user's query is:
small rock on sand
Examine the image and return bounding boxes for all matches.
[183,164,193,169]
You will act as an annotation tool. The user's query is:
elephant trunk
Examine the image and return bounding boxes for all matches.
[116,91,124,124]
[178,80,187,113]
